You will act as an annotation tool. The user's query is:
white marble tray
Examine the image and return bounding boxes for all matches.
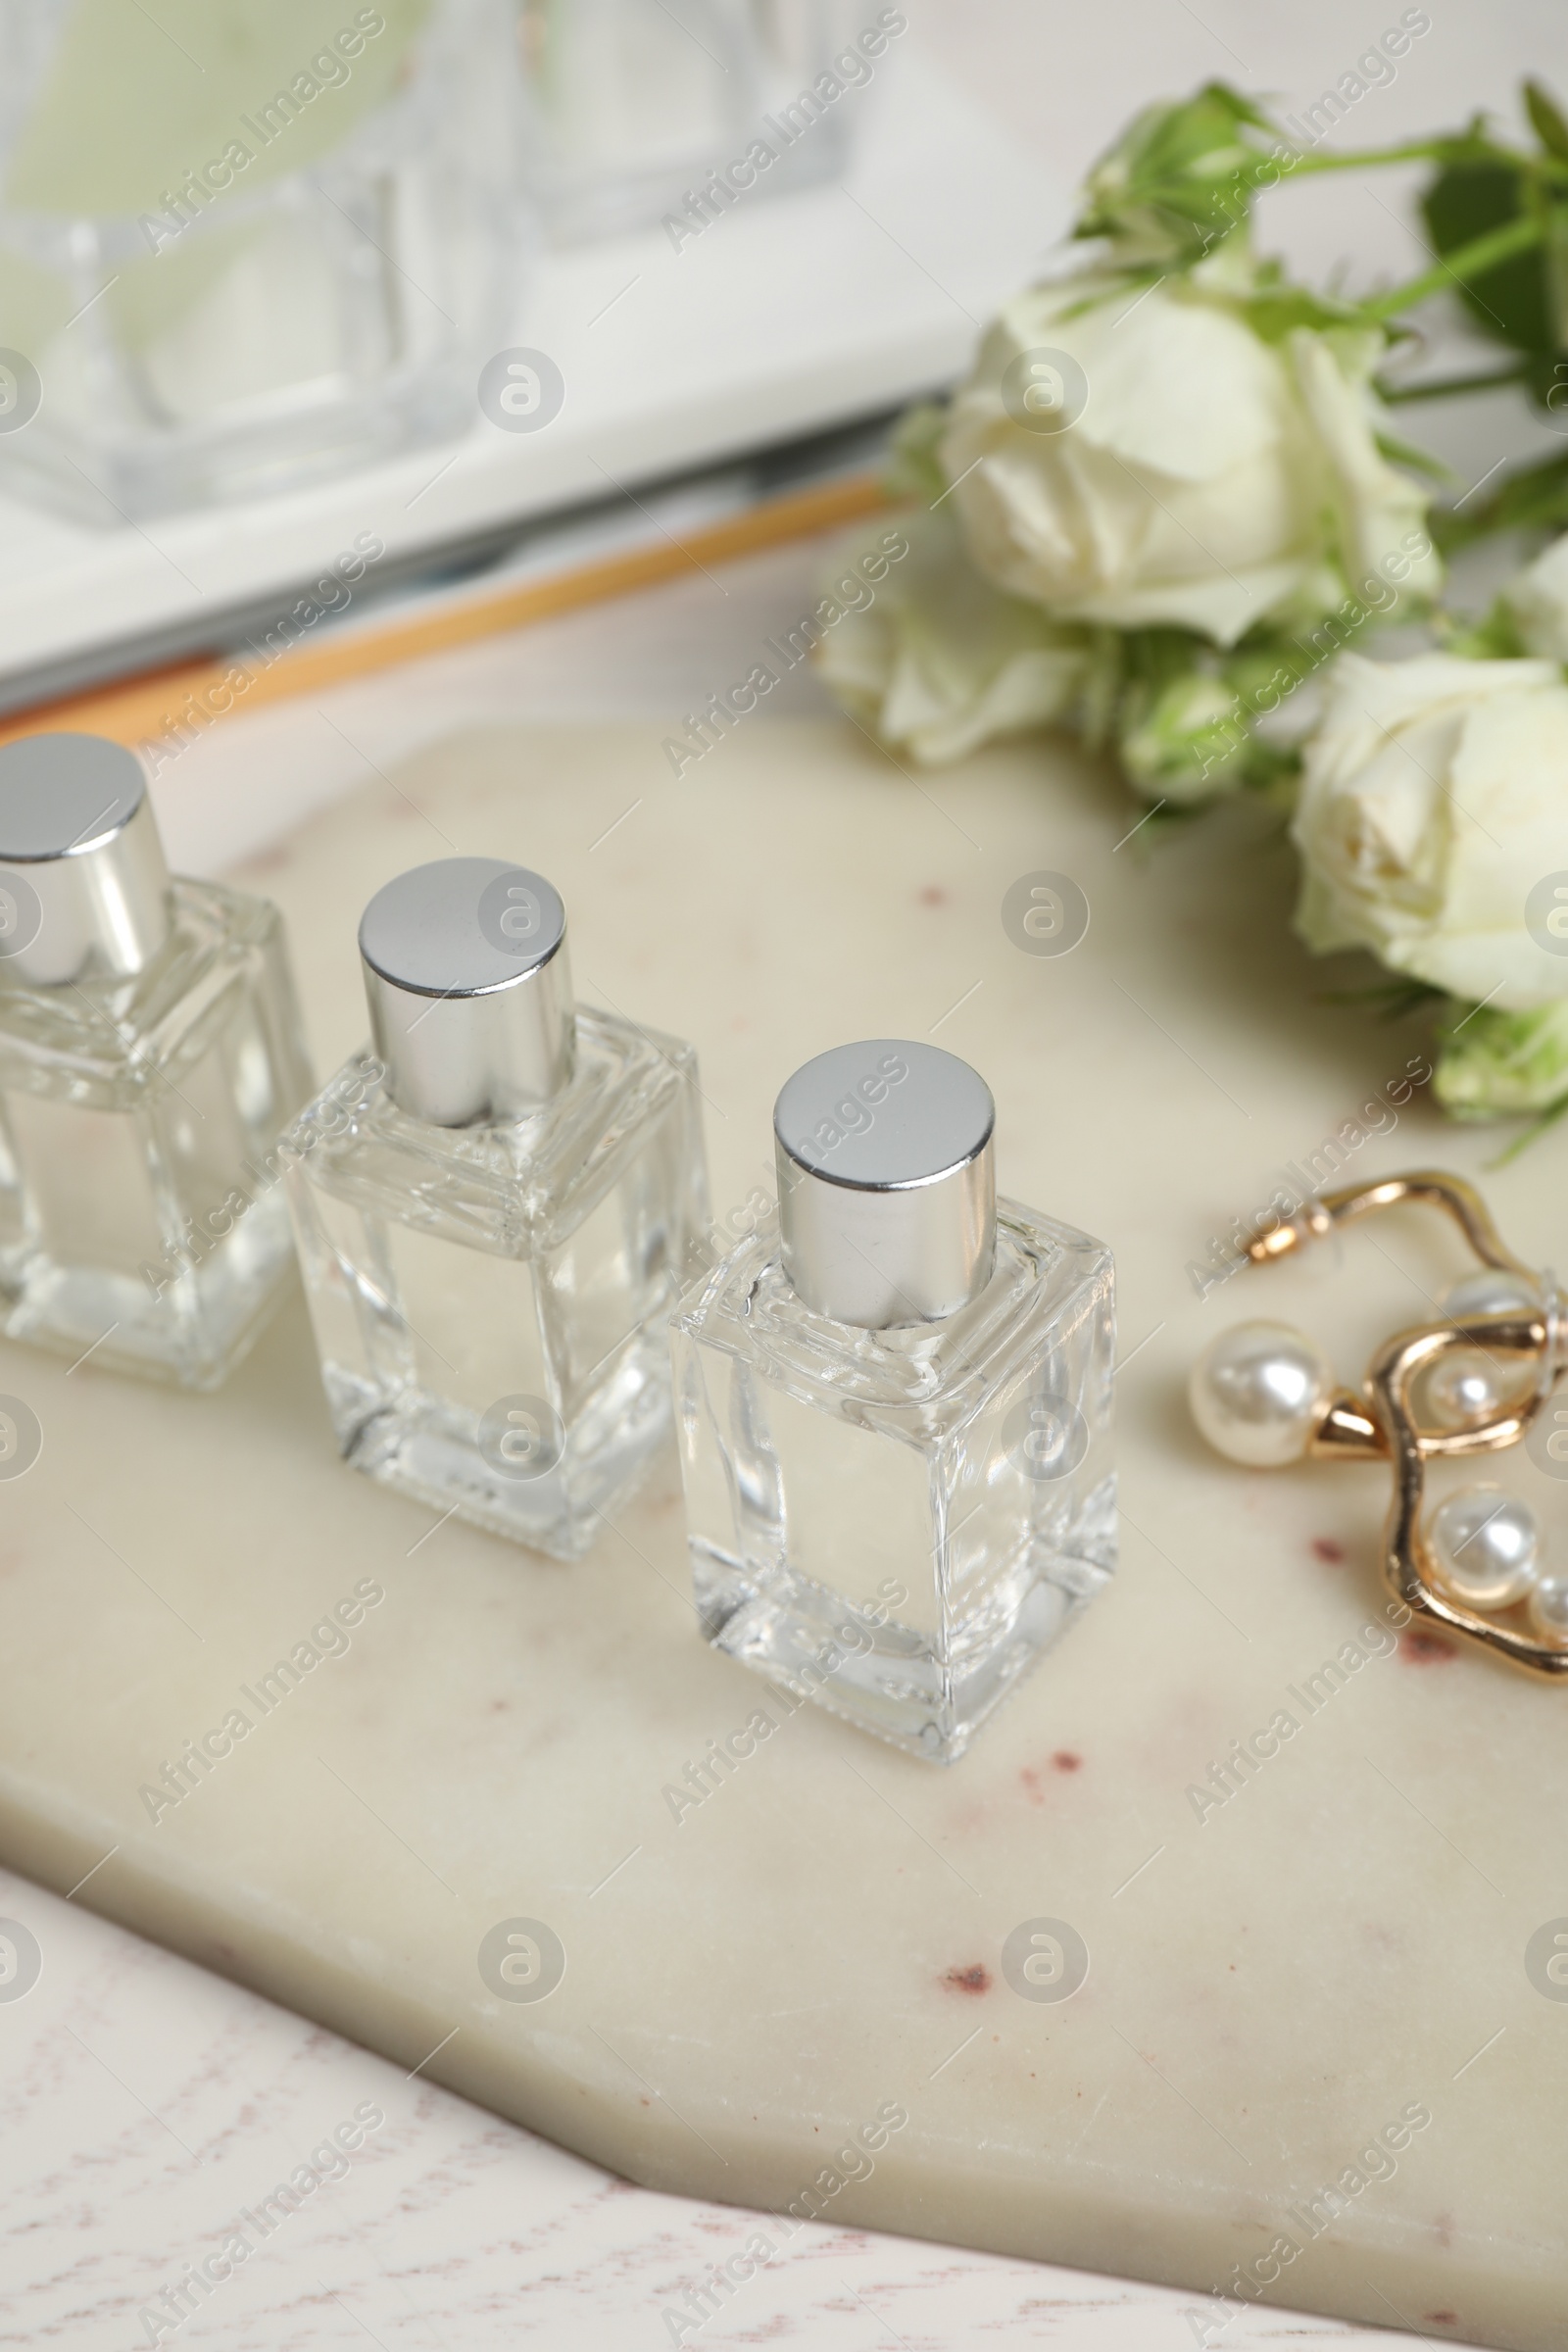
[1,716,1563,2352]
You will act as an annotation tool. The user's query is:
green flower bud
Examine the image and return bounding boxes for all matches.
[1434,1000,1568,1119]
[1076,81,1287,269]
[1118,670,1250,802]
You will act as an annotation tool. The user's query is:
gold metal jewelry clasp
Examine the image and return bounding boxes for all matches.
[1191,1171,1568,1679]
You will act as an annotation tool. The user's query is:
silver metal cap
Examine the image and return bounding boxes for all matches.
[774,1041,997,1329]
[0,733,172,985]
[359,858,574,1127]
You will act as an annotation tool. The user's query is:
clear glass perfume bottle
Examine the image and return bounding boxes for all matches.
[516,0,864,245]
[284,857,710,1558]
[0,731,314,1388]
[0,0,528,519]
[672,1041,1116,1762]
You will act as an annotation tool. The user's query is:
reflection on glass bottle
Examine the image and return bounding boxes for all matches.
[0,732,314,1387]
[672,1040,1115,1761]
[516,0,879,243]
[0,0,527,515]
[285,856,710,1557]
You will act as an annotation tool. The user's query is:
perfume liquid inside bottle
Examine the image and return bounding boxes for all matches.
[0,734,314,1388]
[285,858,709,1558]
[672,1041,1115,1761]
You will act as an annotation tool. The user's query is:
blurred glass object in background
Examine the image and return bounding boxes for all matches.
[517,0,866,244]
[0,0,528,519]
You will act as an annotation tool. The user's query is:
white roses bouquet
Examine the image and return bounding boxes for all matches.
[816,81,1568,1138]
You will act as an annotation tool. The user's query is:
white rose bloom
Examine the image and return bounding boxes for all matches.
[1292,651,1568,1008]
[939,278,1440,647]
[813,508,1089,764]
[1504,529,1568,659]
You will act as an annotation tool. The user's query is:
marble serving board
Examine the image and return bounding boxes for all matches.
[1,717,1564,2352]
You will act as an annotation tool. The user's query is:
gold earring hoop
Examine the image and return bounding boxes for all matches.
[1190,1171,1568,1679]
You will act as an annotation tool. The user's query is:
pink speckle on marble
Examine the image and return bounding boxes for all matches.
[1400,1629,1456,1664]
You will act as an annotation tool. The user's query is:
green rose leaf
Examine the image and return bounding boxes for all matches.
[1421,160,1551,350]
[1524,78,1568,164]
[1434,447,1568,554]
[1417,79,1568,399]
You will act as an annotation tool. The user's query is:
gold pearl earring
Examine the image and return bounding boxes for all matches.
[1190,1172,1568,1678]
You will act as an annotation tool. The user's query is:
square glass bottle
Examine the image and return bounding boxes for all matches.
[0,0,529,519]
[516,0,862,245]
[672,1041,1115,1761]
[284,858,709,1558]
[0,733,314,1388]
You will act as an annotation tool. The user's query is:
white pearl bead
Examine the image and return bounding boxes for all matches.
[1427,1486,1540,1609]
[1423,1348,1510,1431]
[1528,1577,1568,1649]
[1443,1271,1539,1320]
[1428,1277,1540,1429]
[1190,1321,1333,1467]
